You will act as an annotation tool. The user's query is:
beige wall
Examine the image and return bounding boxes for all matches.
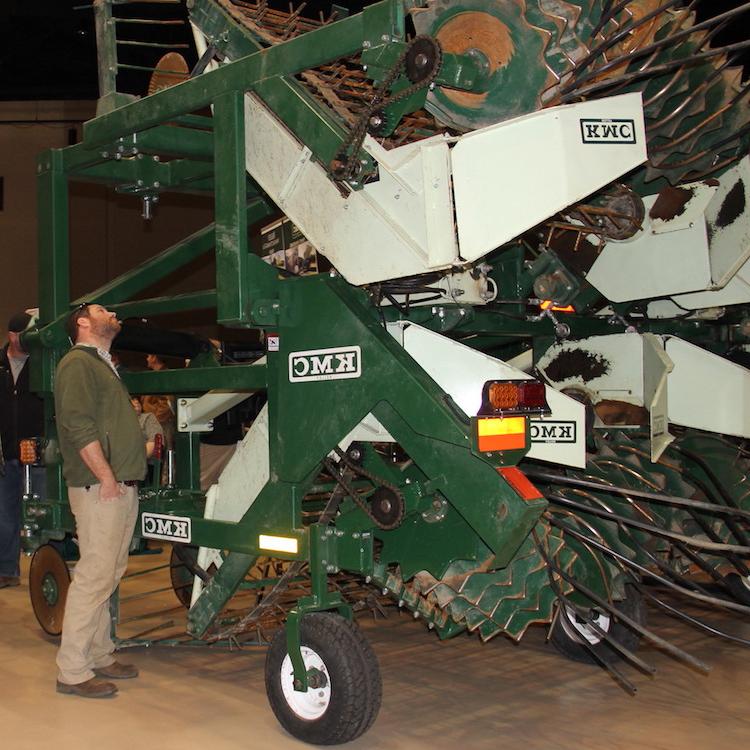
[1,100,216,341]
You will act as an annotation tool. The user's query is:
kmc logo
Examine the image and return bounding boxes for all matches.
[289,346,361,383]
[580,118,636,144]
[529,421,577,444]
[141,513,192,543]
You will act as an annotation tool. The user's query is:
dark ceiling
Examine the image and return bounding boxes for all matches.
[0,0,747,102]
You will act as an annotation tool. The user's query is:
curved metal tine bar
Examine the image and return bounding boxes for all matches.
[565,0,746,93]
[562,0,691,91]
[546,514,750,616]
[540,515,710,672]
[559,479,723,598]
[525,469,750,521]
[633,582,750,648]
[663,122,750,178]
[561,39,750,102]
[650,82,750,155]
[643,20,732,112]
[574,1,701,87]
[554,468,738,594]
[532,529,655,678]
[547,493,750,555]
[665,444,750,546]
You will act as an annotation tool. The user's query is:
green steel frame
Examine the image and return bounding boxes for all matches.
[27,0,548,687]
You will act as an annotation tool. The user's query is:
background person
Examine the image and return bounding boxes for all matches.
[0,311,44,589]
[130,396,163,459]
[141,353,176,449]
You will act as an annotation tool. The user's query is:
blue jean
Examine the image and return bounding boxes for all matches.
[0,461,46,577]
[0,459,22,577]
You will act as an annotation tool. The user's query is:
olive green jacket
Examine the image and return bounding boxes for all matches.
[54,346,146,487]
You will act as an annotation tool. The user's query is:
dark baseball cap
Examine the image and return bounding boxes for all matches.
[8,312,32,333]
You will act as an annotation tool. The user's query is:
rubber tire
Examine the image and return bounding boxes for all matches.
[550,584,645,665]
[265,612,382,745]
[724,573,750,606]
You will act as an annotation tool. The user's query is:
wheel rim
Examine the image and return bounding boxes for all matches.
[41,573,59,605]
[280,647,331,720]
[560,604,611,646]
[29,544,70,637]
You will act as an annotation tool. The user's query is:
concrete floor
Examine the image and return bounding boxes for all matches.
[1,550,749,750]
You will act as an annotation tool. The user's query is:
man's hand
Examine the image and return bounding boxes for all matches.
[79,440,122,501]
[100,477,125,502]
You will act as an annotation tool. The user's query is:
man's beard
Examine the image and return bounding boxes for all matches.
[91,317,121,341]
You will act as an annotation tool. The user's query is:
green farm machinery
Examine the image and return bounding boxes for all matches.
[20,0,750,743]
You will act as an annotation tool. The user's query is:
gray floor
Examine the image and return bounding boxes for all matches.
[1,550,749,750]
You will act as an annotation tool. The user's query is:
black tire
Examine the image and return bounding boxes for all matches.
[724,572,750,606]
[550,584,645,665]
[265,612,382,745]
[169,544,202,608]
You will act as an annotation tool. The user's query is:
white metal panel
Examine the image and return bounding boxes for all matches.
[706,158,750,287]
[208,403,270,523]
[587,192,713,302]
[672,255,750,309]
[665,337,750,438]
[390,323,586,468]
[643,333,674,461]
[451,93,647,262]
[537,333,647,406]
[244,95,464,284]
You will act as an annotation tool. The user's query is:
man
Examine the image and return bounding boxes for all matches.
[0,311,44,588]
[54,303,146,698]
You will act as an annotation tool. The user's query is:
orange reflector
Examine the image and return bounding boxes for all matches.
[487,382,520,411]
[498,467,543,502]
[540,300,575,313]
[476,417,526,452]
[19,439,38,465]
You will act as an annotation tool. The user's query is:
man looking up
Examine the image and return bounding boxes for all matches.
[54,303,146,698]
[0,311,44,588]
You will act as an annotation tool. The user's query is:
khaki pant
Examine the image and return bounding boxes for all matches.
[56,484,138,685]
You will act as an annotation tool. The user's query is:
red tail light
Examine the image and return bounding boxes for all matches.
[479,379,550,417]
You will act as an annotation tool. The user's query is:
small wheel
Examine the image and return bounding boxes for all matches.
[550,584,645,665]
[265,612,381,744]
[29,544,71,637]
[724,572,750,605]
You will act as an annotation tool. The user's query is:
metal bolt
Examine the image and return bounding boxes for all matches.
[382,587,388,595]
[362,40,371,49]
[352,532,360,539]
[413,611,420,619]
[137,179,144,187]
[365,576,372,583]
[153,181,160,188]
[179,423,188,430]
[398,600,404,607]
[381,34,390,41]
[180,399,188,406]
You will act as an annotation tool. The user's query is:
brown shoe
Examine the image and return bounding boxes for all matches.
[94,661,139,679]
[0,576,20,589]
[56,677,118,698]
